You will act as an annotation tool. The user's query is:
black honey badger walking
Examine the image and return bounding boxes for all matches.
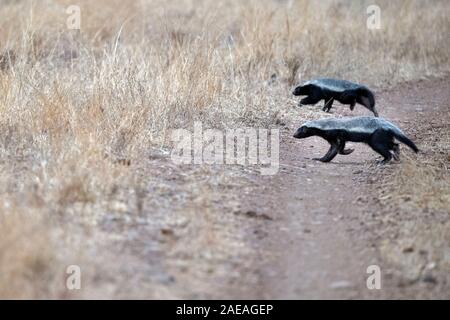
[293,78,378,117]
[293,117,418,163]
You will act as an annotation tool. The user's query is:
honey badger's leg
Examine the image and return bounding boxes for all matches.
[338,140,354,155]
[369,129,393,164]
[300,95,321,106]
[313,141,339,162]
[299,86,322,106]
[338,91,357,111]
[392,143,400,161]
[322,98,334,112]
[386,140,400,160]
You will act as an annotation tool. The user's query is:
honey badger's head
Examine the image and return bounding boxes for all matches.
[292,84,311,96]
[293,125,315,139]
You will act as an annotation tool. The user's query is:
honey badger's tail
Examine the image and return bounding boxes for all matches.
[392,131,419,153]
[356,87,378,117]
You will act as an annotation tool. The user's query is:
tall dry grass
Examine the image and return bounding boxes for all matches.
[0,0,449,298]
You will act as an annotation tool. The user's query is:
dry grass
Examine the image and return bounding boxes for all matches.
[391,156,450,212]
[377,151,450,296]
[373,111,449,296]
[379,117,449,212]
[0,0,449,298]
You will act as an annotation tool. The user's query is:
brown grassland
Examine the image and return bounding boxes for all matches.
[0,0,449,298]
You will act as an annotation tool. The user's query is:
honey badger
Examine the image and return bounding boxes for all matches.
[293,78,378,117]
[293,116,419,163]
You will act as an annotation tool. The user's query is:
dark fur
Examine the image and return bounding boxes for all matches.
[293,117,418,163]
[293,78,378,117]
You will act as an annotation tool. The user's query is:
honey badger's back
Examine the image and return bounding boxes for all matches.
[304,116,418,153]
[297,78,378,116]
[306,78,363,92]
[305,117,401,135]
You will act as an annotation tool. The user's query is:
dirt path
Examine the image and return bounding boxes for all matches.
[239,77,449,299]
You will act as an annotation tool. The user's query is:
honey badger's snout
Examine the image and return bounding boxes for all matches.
[293,126,308,139]
[293,128,302,138]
